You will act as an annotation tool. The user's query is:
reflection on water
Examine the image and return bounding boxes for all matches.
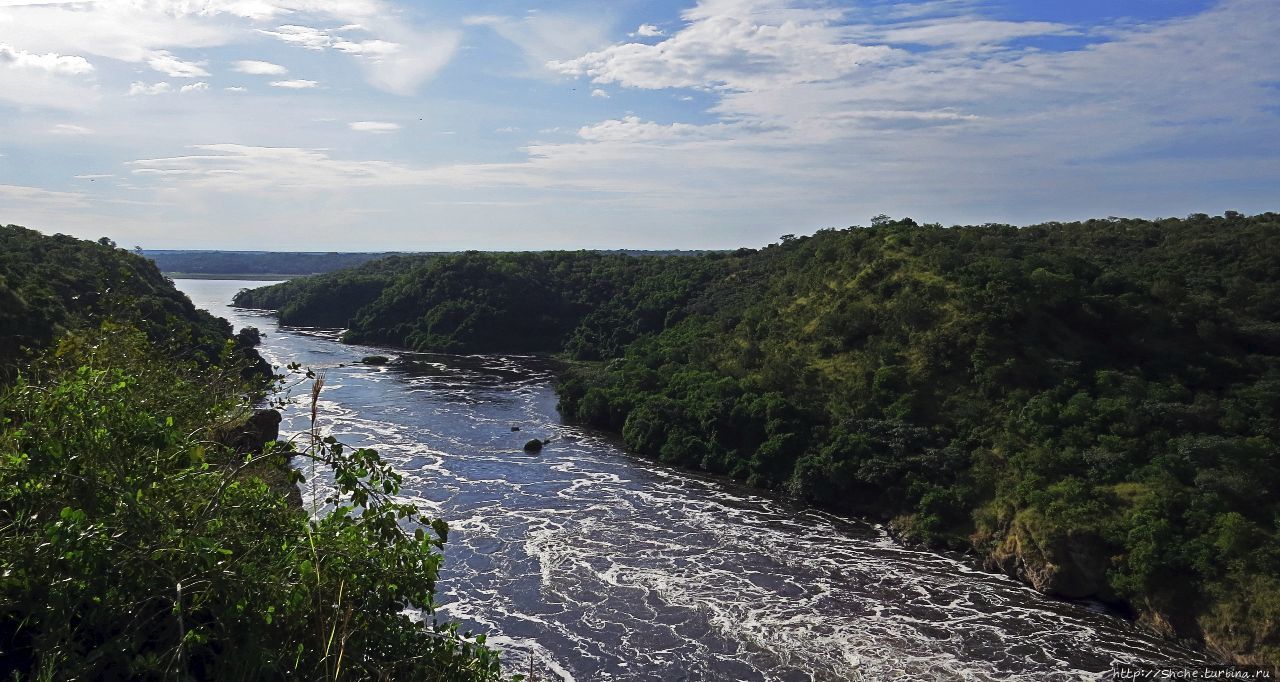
[179,279,1207,682]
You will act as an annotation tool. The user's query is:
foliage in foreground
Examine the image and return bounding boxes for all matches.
[0,325,502,680]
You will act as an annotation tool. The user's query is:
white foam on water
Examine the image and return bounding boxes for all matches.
[178,280,1214,682]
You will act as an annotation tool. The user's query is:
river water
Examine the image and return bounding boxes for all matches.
[179,279,1208,682]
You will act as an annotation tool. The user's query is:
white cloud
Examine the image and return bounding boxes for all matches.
[550,3,895,91]
[349,120,400,132]
[0,43,93,75]
[233,59,288,75]
[0,1,458,101]
[630,24,663,37]
[75,174,116,179]
[472,0,1265,225]
[2,0,1278,249]
[258,21,456,95]
[146,50,209,77]
[590,88,609,98]
[62,0,384,24]
[0,2,228,94]
[548,0,1280,154]
[224,85,247,92]
[50,123,93,135]
[576,116,733,144]
[0,1,376,87]
[180,81,210,93]
[126,144,430,189]
[128,81,172,95]
[470,12,616,76]
[270,79,318,88]
[121,144,567,196]
[355,27,457,95]
[333,38,399,56]
[256,24,402,58]
[871,18,1075,47]
[256,24,333,50]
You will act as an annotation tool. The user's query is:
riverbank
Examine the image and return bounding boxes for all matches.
[190,275,1217,678]
[223,215,1280,674]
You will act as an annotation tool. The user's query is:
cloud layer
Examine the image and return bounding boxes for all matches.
[0,0,1277,249]
[233,60,288,75]
[0,43,93,75]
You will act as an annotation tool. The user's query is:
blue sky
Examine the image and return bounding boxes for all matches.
[0,0,1276,250]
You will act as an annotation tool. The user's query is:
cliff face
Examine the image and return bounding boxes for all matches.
[222,409,283,452]
[981,521,1279,673]
[983,516,1110,600]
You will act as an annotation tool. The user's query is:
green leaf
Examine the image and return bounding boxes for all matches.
[431,518,449,543]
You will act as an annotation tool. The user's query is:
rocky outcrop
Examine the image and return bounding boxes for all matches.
[983,519,1279,674]
[214,409,301,508]
[221,409,283,454]
[233,327,274,381]
[982,514,1110,600]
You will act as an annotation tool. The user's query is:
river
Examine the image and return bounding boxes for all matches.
[178,278,1208,682]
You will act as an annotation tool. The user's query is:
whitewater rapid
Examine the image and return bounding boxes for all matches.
[181,279,1207,682]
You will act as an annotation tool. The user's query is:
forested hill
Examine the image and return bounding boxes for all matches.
[0,226,264,379]
[232,249,724,336]
[141,249,413,278]
[237,213,1280,668]
[143,248,714,279]
[0,225,504,678]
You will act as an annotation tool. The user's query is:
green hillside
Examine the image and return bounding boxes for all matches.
[1,226,502,679]
[0,227,268,380]
[236,213,1280,668]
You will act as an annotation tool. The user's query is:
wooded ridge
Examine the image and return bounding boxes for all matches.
[237,213,1280,669]
[1,225,503,679]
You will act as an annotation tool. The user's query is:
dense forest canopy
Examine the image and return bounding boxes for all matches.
[0,226,502,679]
[144,248,716,278]
[141,250,409,277]
[232,249,726,346]
[238,212,1280,669]
[0,226,264,380]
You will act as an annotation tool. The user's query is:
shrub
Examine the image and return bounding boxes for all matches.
[0,325,502,680]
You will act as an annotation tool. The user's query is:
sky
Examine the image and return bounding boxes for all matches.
[0,0,1277,250]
